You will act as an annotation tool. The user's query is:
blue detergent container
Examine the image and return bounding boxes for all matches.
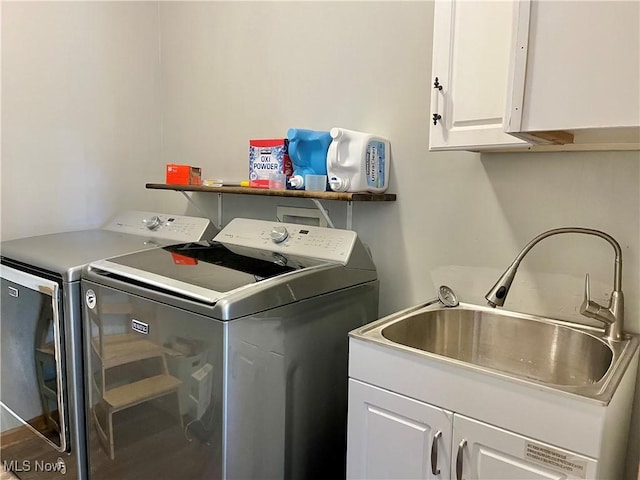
[287,128,332,189]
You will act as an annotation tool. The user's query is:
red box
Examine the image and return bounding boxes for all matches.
[166,164,202,185]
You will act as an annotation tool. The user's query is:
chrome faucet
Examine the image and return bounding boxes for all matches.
[485,227,625,341]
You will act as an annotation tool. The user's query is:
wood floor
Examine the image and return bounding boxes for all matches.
[0,467,19,480]
[1,401,221,480]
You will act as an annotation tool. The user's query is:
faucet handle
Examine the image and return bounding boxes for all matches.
[584,273,591,303]
[580,273,602,317]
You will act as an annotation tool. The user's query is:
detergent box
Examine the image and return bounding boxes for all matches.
[166,164,202,185]
[248,139,292,188]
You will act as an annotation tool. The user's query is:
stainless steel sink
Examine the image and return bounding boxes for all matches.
[351,302,639,403]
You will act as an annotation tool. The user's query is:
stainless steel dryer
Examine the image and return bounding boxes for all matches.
[81,218,379,480]
[0,211,216,480]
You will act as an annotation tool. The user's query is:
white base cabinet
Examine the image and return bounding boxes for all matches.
[347,337,638,480]
[347,379,598,480]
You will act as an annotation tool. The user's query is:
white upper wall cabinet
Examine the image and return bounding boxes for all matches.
[430,0,640,152]
[505,0,640,149]
[429,0,530,151]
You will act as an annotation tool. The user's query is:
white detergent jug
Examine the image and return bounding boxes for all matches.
[326,127,390,193]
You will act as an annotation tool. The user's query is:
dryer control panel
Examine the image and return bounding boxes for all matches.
[102,210,217,242]
[214,218,358,264]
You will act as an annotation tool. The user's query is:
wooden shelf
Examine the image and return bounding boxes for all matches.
[145,183,396,202]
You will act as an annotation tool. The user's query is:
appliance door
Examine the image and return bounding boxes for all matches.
[1,265,67,452]
[82,279,223,480]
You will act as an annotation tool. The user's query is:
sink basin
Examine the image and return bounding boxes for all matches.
[381,308,612,386]
[352,302,639,403]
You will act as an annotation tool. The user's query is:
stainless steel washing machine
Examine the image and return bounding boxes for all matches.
[0,211,216,480]
[81,217,379,479]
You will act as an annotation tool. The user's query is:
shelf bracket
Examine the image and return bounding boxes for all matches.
[180,191,221,230]
[217,193,223,230]
[310,199,335,229]
[346,201,353,230]
[308,198,353,230]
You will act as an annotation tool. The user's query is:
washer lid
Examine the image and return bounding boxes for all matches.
[89,242,322,304]
[0,211,216,281]
[0,230,166,281]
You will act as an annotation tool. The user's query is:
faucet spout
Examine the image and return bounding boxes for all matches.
[485,263,519,308]
[484,227,625,341]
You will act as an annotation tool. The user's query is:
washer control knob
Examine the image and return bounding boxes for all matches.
[270,226,289,244]
[143,216,162,230]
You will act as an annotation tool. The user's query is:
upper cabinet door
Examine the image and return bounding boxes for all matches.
[505,0,640,149]
[429,0,529,151]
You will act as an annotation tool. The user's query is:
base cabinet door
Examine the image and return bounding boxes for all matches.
[452,414,598,479]
[347,379,453,479]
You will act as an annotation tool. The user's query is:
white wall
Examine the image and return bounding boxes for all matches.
[2,1,640,476]
[0,1,178,240]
